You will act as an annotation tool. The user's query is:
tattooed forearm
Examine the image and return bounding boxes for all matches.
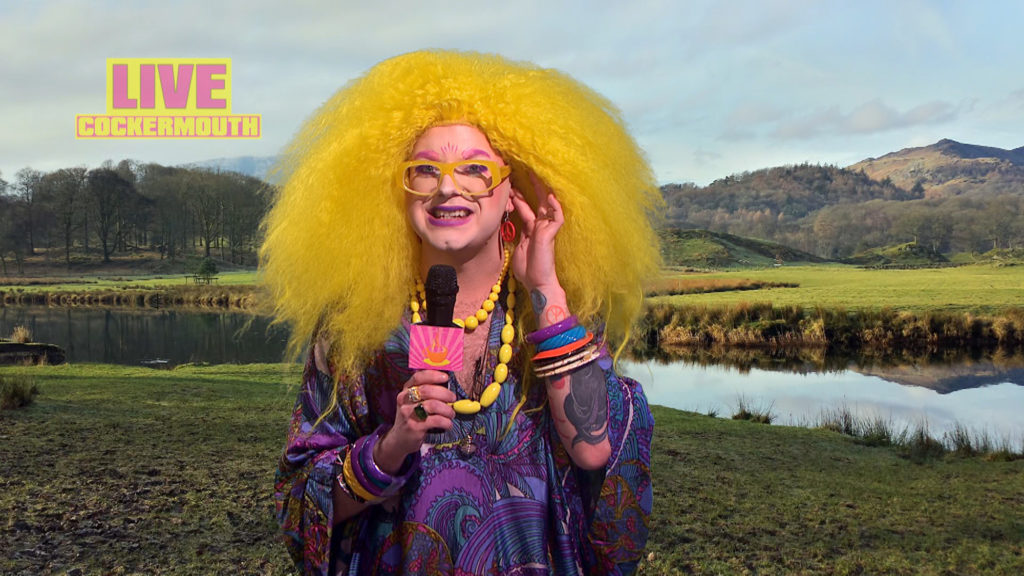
[530,288,547,315]
[561,361,608,446]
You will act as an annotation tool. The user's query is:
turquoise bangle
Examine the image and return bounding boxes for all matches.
[537,325,586,352]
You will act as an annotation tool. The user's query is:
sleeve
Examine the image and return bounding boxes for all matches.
[584,359,655,575]
[274,349,370,576]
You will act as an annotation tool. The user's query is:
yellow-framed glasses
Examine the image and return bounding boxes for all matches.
[399,159,512,197]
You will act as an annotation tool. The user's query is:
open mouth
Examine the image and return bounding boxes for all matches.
[428,206,472,221]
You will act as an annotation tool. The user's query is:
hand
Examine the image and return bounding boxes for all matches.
[374,370,456,474]
[510,171,564,294]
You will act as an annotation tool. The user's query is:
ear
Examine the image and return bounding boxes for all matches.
[505,189,515,213]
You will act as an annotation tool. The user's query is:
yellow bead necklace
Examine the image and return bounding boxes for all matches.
[411,248,516,416]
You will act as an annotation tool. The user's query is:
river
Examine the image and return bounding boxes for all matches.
[3,306,1022,447]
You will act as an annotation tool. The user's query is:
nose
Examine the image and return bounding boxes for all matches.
[435,173,460,198]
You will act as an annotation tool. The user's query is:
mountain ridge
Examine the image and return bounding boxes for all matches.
[848,138,1024,196]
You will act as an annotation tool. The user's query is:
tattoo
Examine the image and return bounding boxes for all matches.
[562,362,608,446]
[530,289,547,315]
[544,305,567,324]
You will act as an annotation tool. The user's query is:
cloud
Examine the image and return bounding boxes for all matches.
[769,99,960,140]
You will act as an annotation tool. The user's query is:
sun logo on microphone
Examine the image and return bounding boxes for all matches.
[425,329,450,366]
[408,325,464,370]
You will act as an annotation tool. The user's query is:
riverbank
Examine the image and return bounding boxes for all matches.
[5,264,1024,353]
[1,363,1020,575]
[0,270,261,310]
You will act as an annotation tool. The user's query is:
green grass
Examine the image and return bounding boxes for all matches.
[2,364,1022,575]
[6,264,1024,317]
[650,264,1024,315]
[0,270,259,293]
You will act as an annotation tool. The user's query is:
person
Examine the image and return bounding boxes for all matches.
[264,50,662,576]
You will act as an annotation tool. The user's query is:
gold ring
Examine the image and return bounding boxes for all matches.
[407,386,421,404]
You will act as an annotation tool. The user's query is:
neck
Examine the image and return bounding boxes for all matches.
[420,240,505,315]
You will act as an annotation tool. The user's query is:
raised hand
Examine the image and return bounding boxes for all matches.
[510,171,564,295]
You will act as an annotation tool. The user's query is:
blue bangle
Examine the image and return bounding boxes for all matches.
[537,325,587,352]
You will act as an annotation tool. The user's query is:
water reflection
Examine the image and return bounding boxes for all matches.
[4,306,1022,445]
[622,359,1024,450]
[0,307,290,365]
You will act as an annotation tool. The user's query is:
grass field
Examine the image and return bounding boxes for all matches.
[5,264,1022,316]
[0,270,260,293]
[2,364,1022,575]
[650,264,1024,315]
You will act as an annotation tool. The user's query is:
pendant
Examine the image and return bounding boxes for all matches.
[458,435,477,457]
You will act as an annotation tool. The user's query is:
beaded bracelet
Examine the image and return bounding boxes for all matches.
[526,315,579,344]
[536,325,587,352]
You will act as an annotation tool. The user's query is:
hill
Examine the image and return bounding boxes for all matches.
[663,163,917,226]
[842,242,950,268]
[849,138,1024,197]
[659,228,825,268]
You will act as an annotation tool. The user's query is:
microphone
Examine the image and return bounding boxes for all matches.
[424,265,459,328]
[408,265,464,371]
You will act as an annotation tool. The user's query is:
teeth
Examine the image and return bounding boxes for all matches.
[434,209,469,219]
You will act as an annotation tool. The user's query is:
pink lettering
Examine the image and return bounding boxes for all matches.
[195,64,226,109]
[159,64,193,109]
[112,65,137,109]
[139,65,155,109]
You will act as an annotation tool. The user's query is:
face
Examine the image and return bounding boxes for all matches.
[404,124,513,257]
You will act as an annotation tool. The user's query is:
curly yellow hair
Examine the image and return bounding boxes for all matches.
[260,50,663,376]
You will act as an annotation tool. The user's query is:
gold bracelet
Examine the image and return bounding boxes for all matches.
[343,450,381,504]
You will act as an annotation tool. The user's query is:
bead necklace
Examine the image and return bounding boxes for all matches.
[411,248,516,417]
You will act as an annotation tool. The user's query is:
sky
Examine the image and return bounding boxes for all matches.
[2,0,1023,187]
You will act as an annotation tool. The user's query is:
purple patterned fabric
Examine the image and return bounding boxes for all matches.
[275,307,653,575]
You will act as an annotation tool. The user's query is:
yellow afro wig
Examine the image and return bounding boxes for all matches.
[260,50,664,376]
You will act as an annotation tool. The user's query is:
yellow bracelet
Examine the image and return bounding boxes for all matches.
[343,450,381,504]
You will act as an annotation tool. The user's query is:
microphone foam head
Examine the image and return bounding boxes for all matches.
[425,265,458,297]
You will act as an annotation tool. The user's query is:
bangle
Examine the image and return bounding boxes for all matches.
[533,332,594,362]
[537,325,587,352]
[534,344,597,373]
[535,347,601,378]
[526,315,579,344]
[335,452,367,504]
[352,435,386,494]
[343,449,381,503]
[356,425,420,498]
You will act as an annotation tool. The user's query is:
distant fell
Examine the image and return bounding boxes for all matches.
[662,163,917,227]
[660,228,825,269]
[849,139,1024,197]
[182,155,279,181]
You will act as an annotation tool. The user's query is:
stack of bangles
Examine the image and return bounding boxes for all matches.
[528,315,602,379]
[337,424,419,505]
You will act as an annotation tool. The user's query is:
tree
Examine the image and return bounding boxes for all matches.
[13,168,43,255]
[196,257,218,281]
[40,167,87,267]
[86,167,133,262]
[0,193,30,275]
[187,170,224,258]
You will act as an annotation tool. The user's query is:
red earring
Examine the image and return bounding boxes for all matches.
[500,215,517,243]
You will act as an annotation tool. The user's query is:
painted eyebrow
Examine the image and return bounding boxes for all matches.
[462,148,493,160]
[412,150,441,161]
